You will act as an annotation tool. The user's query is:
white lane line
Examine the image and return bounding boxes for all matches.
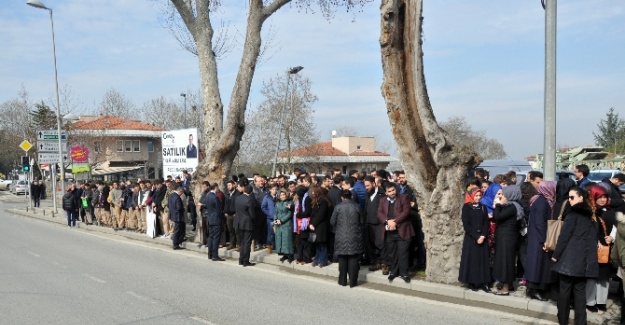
[84,274,106,283]
[26,251,41,258]
[190,316,218,324]
[126,291,158,304]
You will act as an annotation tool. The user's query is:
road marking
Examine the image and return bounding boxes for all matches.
[85,274,106,283]
[26,251,41,258]
[190,316,218,324]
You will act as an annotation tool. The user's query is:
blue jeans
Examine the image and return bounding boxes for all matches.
[266,219,275,247]
[66,210,76,227]
[314,242,328,266]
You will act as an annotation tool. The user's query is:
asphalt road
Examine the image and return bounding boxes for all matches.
[0,199,552,325]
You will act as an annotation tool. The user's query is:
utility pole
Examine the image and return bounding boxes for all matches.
[543,0,557,181]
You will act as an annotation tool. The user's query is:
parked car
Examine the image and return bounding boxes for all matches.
[0,178,11,190]
[588,169,623,183]
[11,180,29,195]
[515,170,575,185]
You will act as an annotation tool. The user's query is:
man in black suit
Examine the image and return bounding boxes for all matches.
[186,134,198,159]
[168,184,186,250]
[364,176,386,271]
[205,183,225,261]
[235,183,256,266]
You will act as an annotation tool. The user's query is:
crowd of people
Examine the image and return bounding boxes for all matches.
[55,161,625,323]
[459,164,625,325]
[60,168,427,288]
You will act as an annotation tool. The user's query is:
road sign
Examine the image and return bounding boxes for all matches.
[37,141,68,153]
[36,130,67,141]
[19,140,33,152]
[37,152,69,164]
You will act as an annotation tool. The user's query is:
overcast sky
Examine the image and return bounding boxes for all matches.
[1,0,624,160]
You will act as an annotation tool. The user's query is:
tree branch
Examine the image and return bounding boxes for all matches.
[171,0,197,40]
[262,0,291,19]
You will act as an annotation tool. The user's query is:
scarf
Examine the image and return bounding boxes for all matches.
[503,185,524,221]
[480,183,502,214]
[530,181,556,208]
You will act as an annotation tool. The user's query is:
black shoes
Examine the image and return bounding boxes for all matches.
[400,276,411,284]
[481,285,492,293]
[242,262,256,267]
[527,290,547,301]
[173,246,185,250]
[587,305,599,313]
[280,256,289,263]
[388,274,397,282]
[212,257,226,262]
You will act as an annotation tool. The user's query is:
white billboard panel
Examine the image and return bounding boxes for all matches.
[161,128,199,179]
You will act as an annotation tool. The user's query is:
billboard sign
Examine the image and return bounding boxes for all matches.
[162,128,199,179]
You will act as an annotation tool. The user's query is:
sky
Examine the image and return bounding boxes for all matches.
[1,0,624,160]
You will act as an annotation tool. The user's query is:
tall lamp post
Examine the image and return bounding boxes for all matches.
[27,0,64,212]
[271,66,303,177]
[542,0,557,181]
[180,93,187,128]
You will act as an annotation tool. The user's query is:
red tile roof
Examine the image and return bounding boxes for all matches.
[71,116,164,131]
[278,141,390,157]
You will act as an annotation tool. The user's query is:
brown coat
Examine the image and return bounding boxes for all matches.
[377,194,414,241]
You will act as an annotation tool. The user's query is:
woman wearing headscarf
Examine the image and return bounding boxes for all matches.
[492,185,521,295]
[458,187,491,292]
[480,183,503,272]
[517,182,537,287]
[525,181,557,301]
[586,185,615,313]
[274,189,294,263]
[552,187,598,325]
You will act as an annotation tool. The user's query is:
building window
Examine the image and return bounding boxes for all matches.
[124,140,132,152]
[117,140,124,152]
[356,145,361,150]
[133,140,140,152]
[94,141,101,153]
[147,140,154,152]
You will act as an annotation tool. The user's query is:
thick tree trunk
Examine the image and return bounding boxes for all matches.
[379,0,479,283]
[171,0,291,243]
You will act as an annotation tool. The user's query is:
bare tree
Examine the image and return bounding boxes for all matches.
[167,0,368,187]
[380,0,479,283]
[440,116,507,160]
[240,73,318,174]
[0,86,35,174]
[332,125,360,137]
[141,96,182,130]
[97,88,135,119]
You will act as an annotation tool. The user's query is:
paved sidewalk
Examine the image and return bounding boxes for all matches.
[7,205,621,324]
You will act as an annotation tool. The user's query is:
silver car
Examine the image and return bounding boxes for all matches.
[12,181,29,195]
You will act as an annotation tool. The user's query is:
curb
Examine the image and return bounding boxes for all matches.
[7,207,613,324]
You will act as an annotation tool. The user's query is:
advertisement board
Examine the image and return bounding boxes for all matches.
[162,128,199,179]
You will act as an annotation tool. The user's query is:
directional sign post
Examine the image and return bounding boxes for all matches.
[38,152,69,164]
[36,130,67,141]
[37,141,68,153]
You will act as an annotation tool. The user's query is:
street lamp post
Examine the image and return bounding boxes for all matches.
[180,93,187,128]
[27,0,64,212]
[271,66,303,177]
[542,0,557,181]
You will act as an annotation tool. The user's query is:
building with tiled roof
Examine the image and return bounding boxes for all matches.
[69,116,165,180]
[276,136,398,175]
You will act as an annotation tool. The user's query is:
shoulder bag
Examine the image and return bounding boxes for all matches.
[598,217,610,264]
[545,202,567,252]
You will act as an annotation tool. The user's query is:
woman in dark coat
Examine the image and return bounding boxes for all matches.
[586,185,615,312]
[330,190,363,287]
[458,187,491,292]
[294,183,312,264]
[492,185,521,295]
[480,183,502,270]
[552,187,599,325]
[309,186,331,267]
[525,181,556,301]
